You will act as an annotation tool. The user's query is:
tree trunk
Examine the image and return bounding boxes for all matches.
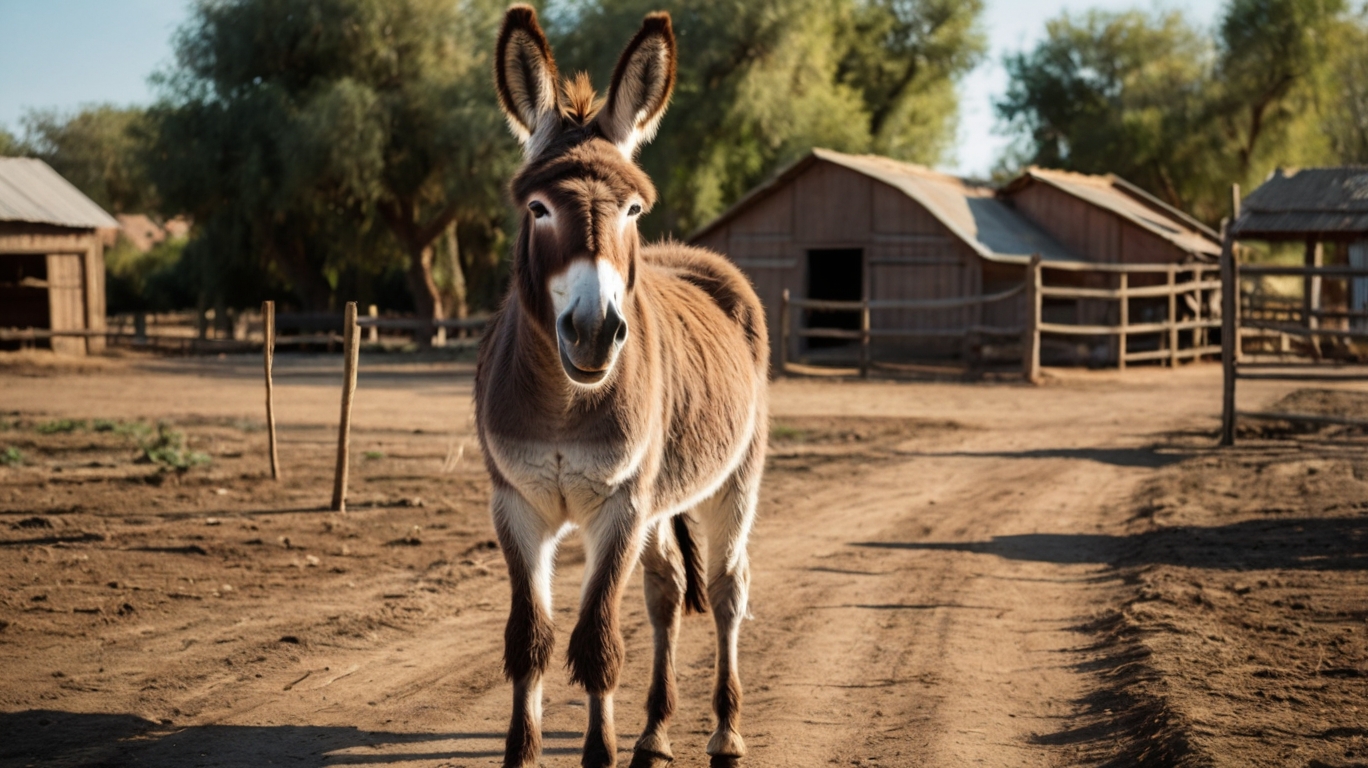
[405,242,444,349]
[446,224,468,337]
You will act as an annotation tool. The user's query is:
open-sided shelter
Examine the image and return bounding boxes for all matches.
[0,158,117,354]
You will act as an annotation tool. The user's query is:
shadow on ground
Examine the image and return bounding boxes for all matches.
[854,515,1368,571]
[895,446,1187,468]
[0,709,590,767]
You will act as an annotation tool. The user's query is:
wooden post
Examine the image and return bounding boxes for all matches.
[1305,238,1323,359]
[1118,272,1129,370]
[860,250,871,379]
[1168,265,1178,367]
[331,302,361,511]
[1220,219,1237,446]
[780,289,791,375]
[1194,267,1205,350]
[263,301,281,480]
[1023,254,1042,384]
[367,304,379,343]
[859,299,871,379]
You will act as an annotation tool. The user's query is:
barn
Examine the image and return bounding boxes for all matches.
[689,149,1222,370]
[0,158,117,355]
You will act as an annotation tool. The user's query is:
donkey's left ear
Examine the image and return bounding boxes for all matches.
[596,12,676,159]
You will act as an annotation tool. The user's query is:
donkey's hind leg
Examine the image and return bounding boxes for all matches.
[701,439,763,763]
[630,518,688,767]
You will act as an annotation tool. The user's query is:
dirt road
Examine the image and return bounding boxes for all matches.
[1,353,1364,767]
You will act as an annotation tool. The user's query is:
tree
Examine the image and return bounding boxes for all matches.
[0,127,21,157]
[551,0,984,236]
[151,0,516,327]
[998,1,1355,224]
[1320,11,1368,163]
[17,105,157,214]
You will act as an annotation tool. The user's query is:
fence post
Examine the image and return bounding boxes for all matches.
[331,302,361,511]
[859,298,871,379]
[1305,238,1323,359]
[780,289,791,375]
[1168,265,1178,367]
[1023,254,1041,384]
[1220,219,1237,446]
[263,301,281,481]
[367,304,379,343]
[1118,272,1129,370]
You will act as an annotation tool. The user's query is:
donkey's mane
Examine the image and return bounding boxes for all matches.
[561,73,603,125]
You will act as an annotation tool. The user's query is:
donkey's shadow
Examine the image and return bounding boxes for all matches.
[0,709,593,766]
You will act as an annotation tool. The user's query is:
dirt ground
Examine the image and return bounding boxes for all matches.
[0,350,1364,768]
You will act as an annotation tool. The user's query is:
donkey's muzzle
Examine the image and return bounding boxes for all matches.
[557,300,628,385]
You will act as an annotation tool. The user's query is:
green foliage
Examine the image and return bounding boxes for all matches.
[551,0,984,236]
[363,450,385,461]
[149,0,518,317]
[0,447,22,467]
[138,423,210,471]
[18,105,158,214]
[105,233,196,314]
[36,419,89,434]
[999,1,1363,224]
[0,127,21,157]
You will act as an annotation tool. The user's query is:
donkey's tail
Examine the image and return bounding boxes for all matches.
[672,513,709,615]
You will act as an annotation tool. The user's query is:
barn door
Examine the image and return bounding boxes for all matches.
[805,248,862,350]
[46,253,86,355]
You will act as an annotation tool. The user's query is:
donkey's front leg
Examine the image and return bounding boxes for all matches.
[568,495,646,768]
[493,484,560,768]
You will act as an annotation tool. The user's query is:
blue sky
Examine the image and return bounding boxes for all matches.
[0,0,1225,177]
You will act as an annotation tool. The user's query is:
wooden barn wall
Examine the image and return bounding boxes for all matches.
[0,226,102,355]
[866,180,975,357]
[1008,181,1190,269]
[699,160,984,367]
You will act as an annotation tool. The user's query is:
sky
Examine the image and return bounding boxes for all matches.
[0,0,1226,178]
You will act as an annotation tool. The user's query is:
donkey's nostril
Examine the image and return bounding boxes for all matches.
[604,305,627,345]
[557,309,578,346]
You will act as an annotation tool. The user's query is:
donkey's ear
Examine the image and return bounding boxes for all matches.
[494,5,560,150]
[596,12,676,158]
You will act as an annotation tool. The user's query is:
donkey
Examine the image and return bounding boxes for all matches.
[475,6,768,767]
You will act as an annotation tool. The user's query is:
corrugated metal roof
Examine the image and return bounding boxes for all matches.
[0,158,119,229]
[1008,167,1221,257]
[1233,166,1368,238]
[689,148,1082,264]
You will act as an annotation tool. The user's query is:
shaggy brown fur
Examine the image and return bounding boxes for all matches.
[478,6,766,768]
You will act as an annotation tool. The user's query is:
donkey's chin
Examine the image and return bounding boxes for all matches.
[558,345,616,387]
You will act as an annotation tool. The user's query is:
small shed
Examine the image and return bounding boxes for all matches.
[0,158,117,354]
[689,149,1220,370]
[1232,166,1368,331]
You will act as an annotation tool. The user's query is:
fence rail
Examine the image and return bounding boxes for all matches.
[1220,209,1368,443]
[780,255,1222,380]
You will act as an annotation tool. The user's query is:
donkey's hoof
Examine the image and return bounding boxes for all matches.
[629,722,673,761]
[628,749,673,768]
[706,729,746,757]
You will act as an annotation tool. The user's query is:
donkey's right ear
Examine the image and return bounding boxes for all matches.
[494,5,560,150]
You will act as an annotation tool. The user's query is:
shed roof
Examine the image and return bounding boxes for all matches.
[689,148,1081,264]
[1001,167,1221,257]
[0,158,118,229]
[1232,166,1368,239]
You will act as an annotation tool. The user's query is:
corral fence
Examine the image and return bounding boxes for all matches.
[1219,245,1368,445]
[780,255,1222,381]
[0,304,488,353]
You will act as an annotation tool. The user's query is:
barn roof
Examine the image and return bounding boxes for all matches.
[1001,167,1221,258]
[689,148,1081,264]
[0,157,118,229]
[1232,166,1368,239]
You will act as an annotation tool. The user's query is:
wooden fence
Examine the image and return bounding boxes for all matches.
[1219,255,1368,445]
[0,308,487,353]
[780,256,1222,381]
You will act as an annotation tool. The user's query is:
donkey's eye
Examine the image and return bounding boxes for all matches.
[627,203,642,216]
[529,201,550,219]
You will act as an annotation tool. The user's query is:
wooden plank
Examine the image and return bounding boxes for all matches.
[1024,255,1041,384]
[1118,272,1128,370]
[331,303,361,512]
[1168,265,1178,367]
[1220,217,1238,446]
[1238,410,1368,428]
[263,301,281,481]
[1240,265,1368,277]
[780,289,791,374]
